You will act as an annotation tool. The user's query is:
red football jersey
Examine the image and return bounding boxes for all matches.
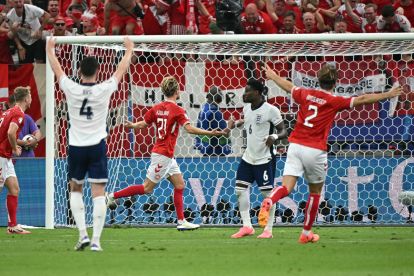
[289,87,354,151]
[144,101,189,158]
[0,106,25,158]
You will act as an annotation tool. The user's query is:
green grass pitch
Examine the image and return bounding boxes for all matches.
[0,226,413,276]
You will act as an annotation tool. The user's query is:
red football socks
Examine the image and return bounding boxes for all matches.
[303,193,321,231]
[174,188,184,220]
[268,186,289,204]
[114,185,145,199]
[7,195,18,227]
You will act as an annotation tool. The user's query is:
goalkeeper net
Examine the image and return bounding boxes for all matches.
[46,34,414,228]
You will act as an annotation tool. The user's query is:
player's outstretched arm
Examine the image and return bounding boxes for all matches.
[125,120,148,129]
[263,63,294,93]
[46,38,65,81]
[184,124,226,136]
[113,37,135,82]
[352,86,403,107]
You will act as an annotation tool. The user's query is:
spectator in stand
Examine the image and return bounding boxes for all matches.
[305,0,341,28]
[345,0,378,32]
[82,15,105,35]
[85,0,105,27]
[7,0,50,63]
[327,18,349,33]
[301,11,329,33]
[196,0,217,34]
[265,0,287,31]
[142,0,172,35]
[377,5,411,32]
[42,15,71,37]
[240,3,276,34]
[104,0,143,35]
[170,0,193,35]
[43,0,59,30]
[266,0,303,31]
[361,0,390,17]
[67,3,83,34]
[244,0,267,12]
[0,10,13,64]
[64,16,74,33]
[394,0,414,28]
[336,0,366,33]
[278,10,300,33]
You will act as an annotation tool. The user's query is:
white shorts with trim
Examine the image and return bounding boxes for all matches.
[283,143,328,183]
[0,157,16,188]
[146,153,181,183]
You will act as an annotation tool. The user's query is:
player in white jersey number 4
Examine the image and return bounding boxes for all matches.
[259,63,402,244]
[228,79,287,239]
[47,37,135,251]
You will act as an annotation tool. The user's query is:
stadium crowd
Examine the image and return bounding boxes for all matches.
[0,0,413,64]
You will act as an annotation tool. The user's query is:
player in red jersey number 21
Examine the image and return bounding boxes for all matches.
[106,76,227,230]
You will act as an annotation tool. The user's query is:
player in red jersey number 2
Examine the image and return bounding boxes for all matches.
[106,76,227,230]
[258,63,402,243]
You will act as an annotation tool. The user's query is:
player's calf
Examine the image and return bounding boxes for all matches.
[258,198,273,228]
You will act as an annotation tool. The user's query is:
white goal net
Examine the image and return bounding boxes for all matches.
[46,34,414,228]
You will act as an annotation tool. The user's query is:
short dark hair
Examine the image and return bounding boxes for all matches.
[80,56,99,77]
[381,5,395,17]
[318,64,338,90]
[284,10,296,20]
[246,79,268,96]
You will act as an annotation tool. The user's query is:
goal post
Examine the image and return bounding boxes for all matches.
[46,33,414,228]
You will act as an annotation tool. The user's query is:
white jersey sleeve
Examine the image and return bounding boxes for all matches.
[59,75,119,146]
[242,102,283,165]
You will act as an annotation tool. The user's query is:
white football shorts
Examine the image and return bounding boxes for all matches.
[0,157,16,188]
[146,153,181,183]
[283,143,328,184]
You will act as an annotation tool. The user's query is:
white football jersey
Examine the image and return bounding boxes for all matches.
[242,102,283,165]
[59,75,118,147]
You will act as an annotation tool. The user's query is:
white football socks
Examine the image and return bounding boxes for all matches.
[92,196,106,246]
[70,192,87,239]
[236,186,252,228]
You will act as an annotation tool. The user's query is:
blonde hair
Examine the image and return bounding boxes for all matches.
[160,76,179,97]
[317,64,337,90]
[11,86,31,104]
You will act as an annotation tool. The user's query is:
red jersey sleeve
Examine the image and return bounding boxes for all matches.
[10,111,24,127]
[291,86,305,105]
[330,95,354,111]
[144,107,155,125]
[176,107,190,126]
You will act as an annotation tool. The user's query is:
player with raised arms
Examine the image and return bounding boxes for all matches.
[0,87,32,234]
[259,63,402,243]
[46,36,135,251]
[228,79,287,239]
[106,76,227,231]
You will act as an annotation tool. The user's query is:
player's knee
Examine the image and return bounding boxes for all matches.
[143,185,154,194]
[235,183,248,197]
[10,186,20,196]
[174,182,185,190]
